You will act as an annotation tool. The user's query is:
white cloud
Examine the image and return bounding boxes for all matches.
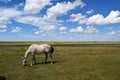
[24,0,51,14]
[17,16,52,28]
[17,16,41,26]
[69,10,120,26]
[44,0,85,20]
[14,2,25,9]
[69,26,98,34]
[107,31,120,41]
[0,25,7,29]
[35,26,57,34]
[0,8,22,33]
[59,27,68,34]
[69,13,86,24]
[0,17,11,32]
[0,17,11,25]
[0,8,22,18]
[0,0,11,3]
[87,10,120,25]
[17,16,61,28]
[108,31,117,36]
[35,31,42,35]
[18,3,24,7]
[86,9,94,14]
[60,31,68,34]
[59,26,67,31]
[87,14,104,25]
[11,27,22,32]
[69,26,84,33]
[0,29,6,32]
[40,26,56,31]
[104,10,120,24]
[84,26,98,33]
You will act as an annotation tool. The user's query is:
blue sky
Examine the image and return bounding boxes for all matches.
[0,0,120,41]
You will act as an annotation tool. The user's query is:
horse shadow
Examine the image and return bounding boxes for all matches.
[35,61,58,65]
[0,76,6,80]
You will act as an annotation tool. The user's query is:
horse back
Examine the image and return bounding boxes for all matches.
[28,44,54,54]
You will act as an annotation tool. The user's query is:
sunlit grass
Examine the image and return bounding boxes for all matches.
[0,42,120,80]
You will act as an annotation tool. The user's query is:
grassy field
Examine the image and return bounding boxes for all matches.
[0,42,120,80]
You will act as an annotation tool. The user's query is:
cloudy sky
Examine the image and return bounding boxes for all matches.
[0,0,120,41]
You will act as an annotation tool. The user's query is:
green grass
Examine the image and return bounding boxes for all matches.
[0,42,120,80]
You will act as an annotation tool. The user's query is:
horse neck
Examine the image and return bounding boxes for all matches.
[24,50,29,58]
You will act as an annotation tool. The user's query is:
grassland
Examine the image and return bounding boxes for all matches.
[0,42,120,80]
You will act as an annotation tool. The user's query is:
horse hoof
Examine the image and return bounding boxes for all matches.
[50,63,53,64]
[30,64,33,66]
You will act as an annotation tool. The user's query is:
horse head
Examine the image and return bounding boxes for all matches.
[22,57,27,66]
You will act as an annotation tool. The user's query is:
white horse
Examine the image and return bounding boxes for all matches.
[22,44,54,66]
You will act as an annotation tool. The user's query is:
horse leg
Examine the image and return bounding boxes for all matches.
[33,56,36,64]
[49,54,53,64]
[45,53,48,63]
[31,53,36,66]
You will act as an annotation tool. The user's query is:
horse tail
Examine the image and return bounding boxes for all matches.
[50,46,54,54]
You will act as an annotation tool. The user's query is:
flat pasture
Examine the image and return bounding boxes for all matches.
[0,42,120,80]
